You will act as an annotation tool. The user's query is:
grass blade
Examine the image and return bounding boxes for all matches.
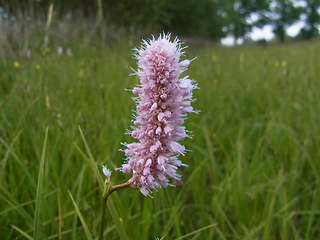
[33,127,49,240]
[57,186,62,240]
[0,191,33,223]
[68,190,93,240]
[175,223,217,240]
[161,206,184,240]
[11,224,33,240]
[77,126,104,190]
[0,129,22,183]
[77,126,129,240]
[107,198,129,240]
[0,137,37,188]
[72,165,86,240]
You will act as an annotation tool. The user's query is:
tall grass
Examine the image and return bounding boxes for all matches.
[1,23,320,239]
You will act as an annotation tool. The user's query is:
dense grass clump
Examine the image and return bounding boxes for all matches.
[1,38,320,239]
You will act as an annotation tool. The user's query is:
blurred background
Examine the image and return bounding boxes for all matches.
[1,1,320,239]
[0,0,319,50]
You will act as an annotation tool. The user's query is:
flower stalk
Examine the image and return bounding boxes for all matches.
[99,33,197,238]
[99,177,135,240]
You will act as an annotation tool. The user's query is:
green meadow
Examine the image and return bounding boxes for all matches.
[1,36,320,239]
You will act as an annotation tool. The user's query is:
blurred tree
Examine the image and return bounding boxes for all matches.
[161,0,225,39]
[299,0,320,38]
[1,0,317,42]
[103,0,225,39]
[223,0,269,42]
[260,0,304,42]
[0,0,96,17]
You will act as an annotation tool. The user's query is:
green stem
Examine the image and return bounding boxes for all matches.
[99,181,135,240]
[99,195,108,240]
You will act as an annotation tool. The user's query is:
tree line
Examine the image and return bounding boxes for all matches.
[1,0,320,42]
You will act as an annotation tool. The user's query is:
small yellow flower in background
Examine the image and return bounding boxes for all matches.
[35,64,41,70]
[281,60,287,67]
[13,61,20,68]
[42,47,51,55]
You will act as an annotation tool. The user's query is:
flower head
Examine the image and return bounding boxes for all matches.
[25,50,31,58]
[102,165,112,179]
[13,61,20,68]
[120,34,197,196]
[42,47,50,55]
[57,46,63,55]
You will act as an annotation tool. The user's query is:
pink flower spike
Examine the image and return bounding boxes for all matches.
[121,33,197,196]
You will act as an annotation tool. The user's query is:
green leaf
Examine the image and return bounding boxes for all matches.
[77,126,129,240]
[33,127,49,240]
[68,191,93,240]
[175,223,217,240]
[12,224,33,240]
